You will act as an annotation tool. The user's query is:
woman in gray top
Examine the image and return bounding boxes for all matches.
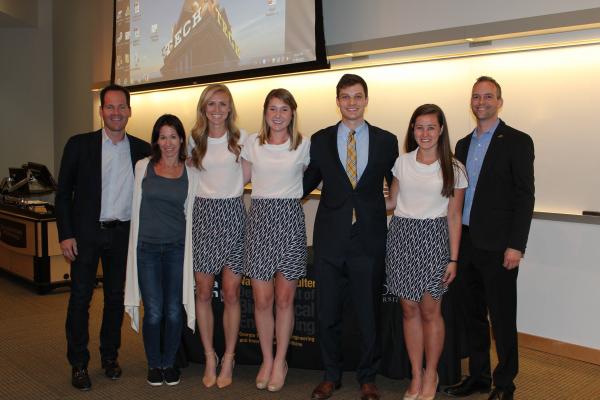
[126,114,189,387]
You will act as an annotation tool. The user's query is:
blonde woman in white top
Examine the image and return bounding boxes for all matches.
[241,88,310,392]
[188,84,246,389]
[385,104,467,400]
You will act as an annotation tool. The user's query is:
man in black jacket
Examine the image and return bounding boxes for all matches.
[55,84,150,391]
[304,74,398,400]
[444,76,535,400]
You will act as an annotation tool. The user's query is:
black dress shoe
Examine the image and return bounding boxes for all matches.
[102,359,122,380]
[443,376,491,397]
[71,366,91,391]
[488,387,514,400]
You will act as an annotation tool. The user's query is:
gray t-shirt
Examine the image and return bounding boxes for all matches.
[138,162,188,244]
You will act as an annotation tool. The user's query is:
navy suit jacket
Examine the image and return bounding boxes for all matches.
[55,129,151,243]
[455,119,535,253]
[303,122,398,259]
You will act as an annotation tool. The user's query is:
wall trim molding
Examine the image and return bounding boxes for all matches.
[519,332,600,366]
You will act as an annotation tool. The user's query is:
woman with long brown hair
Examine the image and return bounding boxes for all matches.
[385,104,467,400]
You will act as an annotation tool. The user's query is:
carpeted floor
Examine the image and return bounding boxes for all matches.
[1,273,599,400]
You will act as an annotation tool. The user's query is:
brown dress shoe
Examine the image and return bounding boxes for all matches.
[311,381,341,400]
[360,383,380,400]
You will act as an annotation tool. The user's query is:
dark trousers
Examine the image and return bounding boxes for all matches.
[137,240,184,369]
[315,225,384,385]
[66,222,130,368]
[456,227,518,392]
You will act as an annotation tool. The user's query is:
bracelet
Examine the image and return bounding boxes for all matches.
[449,259,458,263]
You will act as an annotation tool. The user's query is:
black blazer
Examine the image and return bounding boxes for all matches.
[455,119,535,253]
[303,122,398,259]
[55,130,151,242]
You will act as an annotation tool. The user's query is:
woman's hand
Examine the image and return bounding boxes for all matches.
[442,261,457,286]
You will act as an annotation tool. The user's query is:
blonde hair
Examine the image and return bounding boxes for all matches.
[190,84,241,169]
[258,88,302,150]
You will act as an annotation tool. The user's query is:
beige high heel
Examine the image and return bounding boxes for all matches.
[417,373,439,400]
[216,353,235,389]
[267,361,288,392]
[202,352,218,388]
[255,362,272,390]
[404,369,423,400]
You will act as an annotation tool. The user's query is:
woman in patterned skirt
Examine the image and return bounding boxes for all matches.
[241,88,309,392]
[188,84,247,389]
[385,104,467,400]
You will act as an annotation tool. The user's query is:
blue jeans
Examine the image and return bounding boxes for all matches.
[137,240,184,368]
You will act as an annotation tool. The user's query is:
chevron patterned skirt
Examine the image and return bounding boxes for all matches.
[192,196,246,275]
[385,216,450,302]
[244,198,307,281]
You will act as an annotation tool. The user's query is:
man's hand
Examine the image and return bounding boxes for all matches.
[60,238,78,261]
[503,248,522,270]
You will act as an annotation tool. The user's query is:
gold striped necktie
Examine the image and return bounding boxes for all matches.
[347,129,357,223]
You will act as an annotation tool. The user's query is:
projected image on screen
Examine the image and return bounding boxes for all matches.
[114,0,324,89]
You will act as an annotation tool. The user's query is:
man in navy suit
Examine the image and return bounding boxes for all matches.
[444,76,534,400]
[55,84,150,390]
[304,74,398,400]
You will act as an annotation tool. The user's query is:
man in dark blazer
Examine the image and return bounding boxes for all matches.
[304,74,398,400]
[444,76,534,400]
[55,84,150,391]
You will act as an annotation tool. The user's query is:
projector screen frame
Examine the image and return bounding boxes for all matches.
[110,0,329,92]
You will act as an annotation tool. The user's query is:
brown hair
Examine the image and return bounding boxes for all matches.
[474,76,502,99]
[404,104,463,197]
[336,73,368,98]
[150,114,187,163]
[258,88,302,151]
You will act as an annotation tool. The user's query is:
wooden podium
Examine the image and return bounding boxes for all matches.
[0,204,70,293]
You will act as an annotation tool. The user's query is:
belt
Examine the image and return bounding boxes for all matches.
[99,220,129,229]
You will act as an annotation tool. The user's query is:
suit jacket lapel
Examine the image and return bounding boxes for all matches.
[92,130,103,211]
[126,133,138,170]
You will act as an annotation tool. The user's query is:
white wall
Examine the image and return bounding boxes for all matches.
[518,219,600,349]
[51,0,112,174]
[0,0,54,176]
[323,0,600,46]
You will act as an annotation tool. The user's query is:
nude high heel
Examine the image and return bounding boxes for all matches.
[417,373,439,400]
[255,361,272,390]
[267,361,288,392]
[202,352,218,388]
[216,353,235,389]
[404,369,423,400]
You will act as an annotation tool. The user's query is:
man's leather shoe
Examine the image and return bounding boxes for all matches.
[311,381,341,400]
[488,387,514,400]
[360,383,380,400]
[443,376,491,397]
[71,366,91,391]
[102,359,122,380]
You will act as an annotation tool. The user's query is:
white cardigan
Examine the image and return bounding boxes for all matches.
[124,157,198,332]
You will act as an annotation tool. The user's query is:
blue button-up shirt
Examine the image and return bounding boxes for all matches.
[100,129,134,221]
[462,119,500,225]
[337,122,369,181]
